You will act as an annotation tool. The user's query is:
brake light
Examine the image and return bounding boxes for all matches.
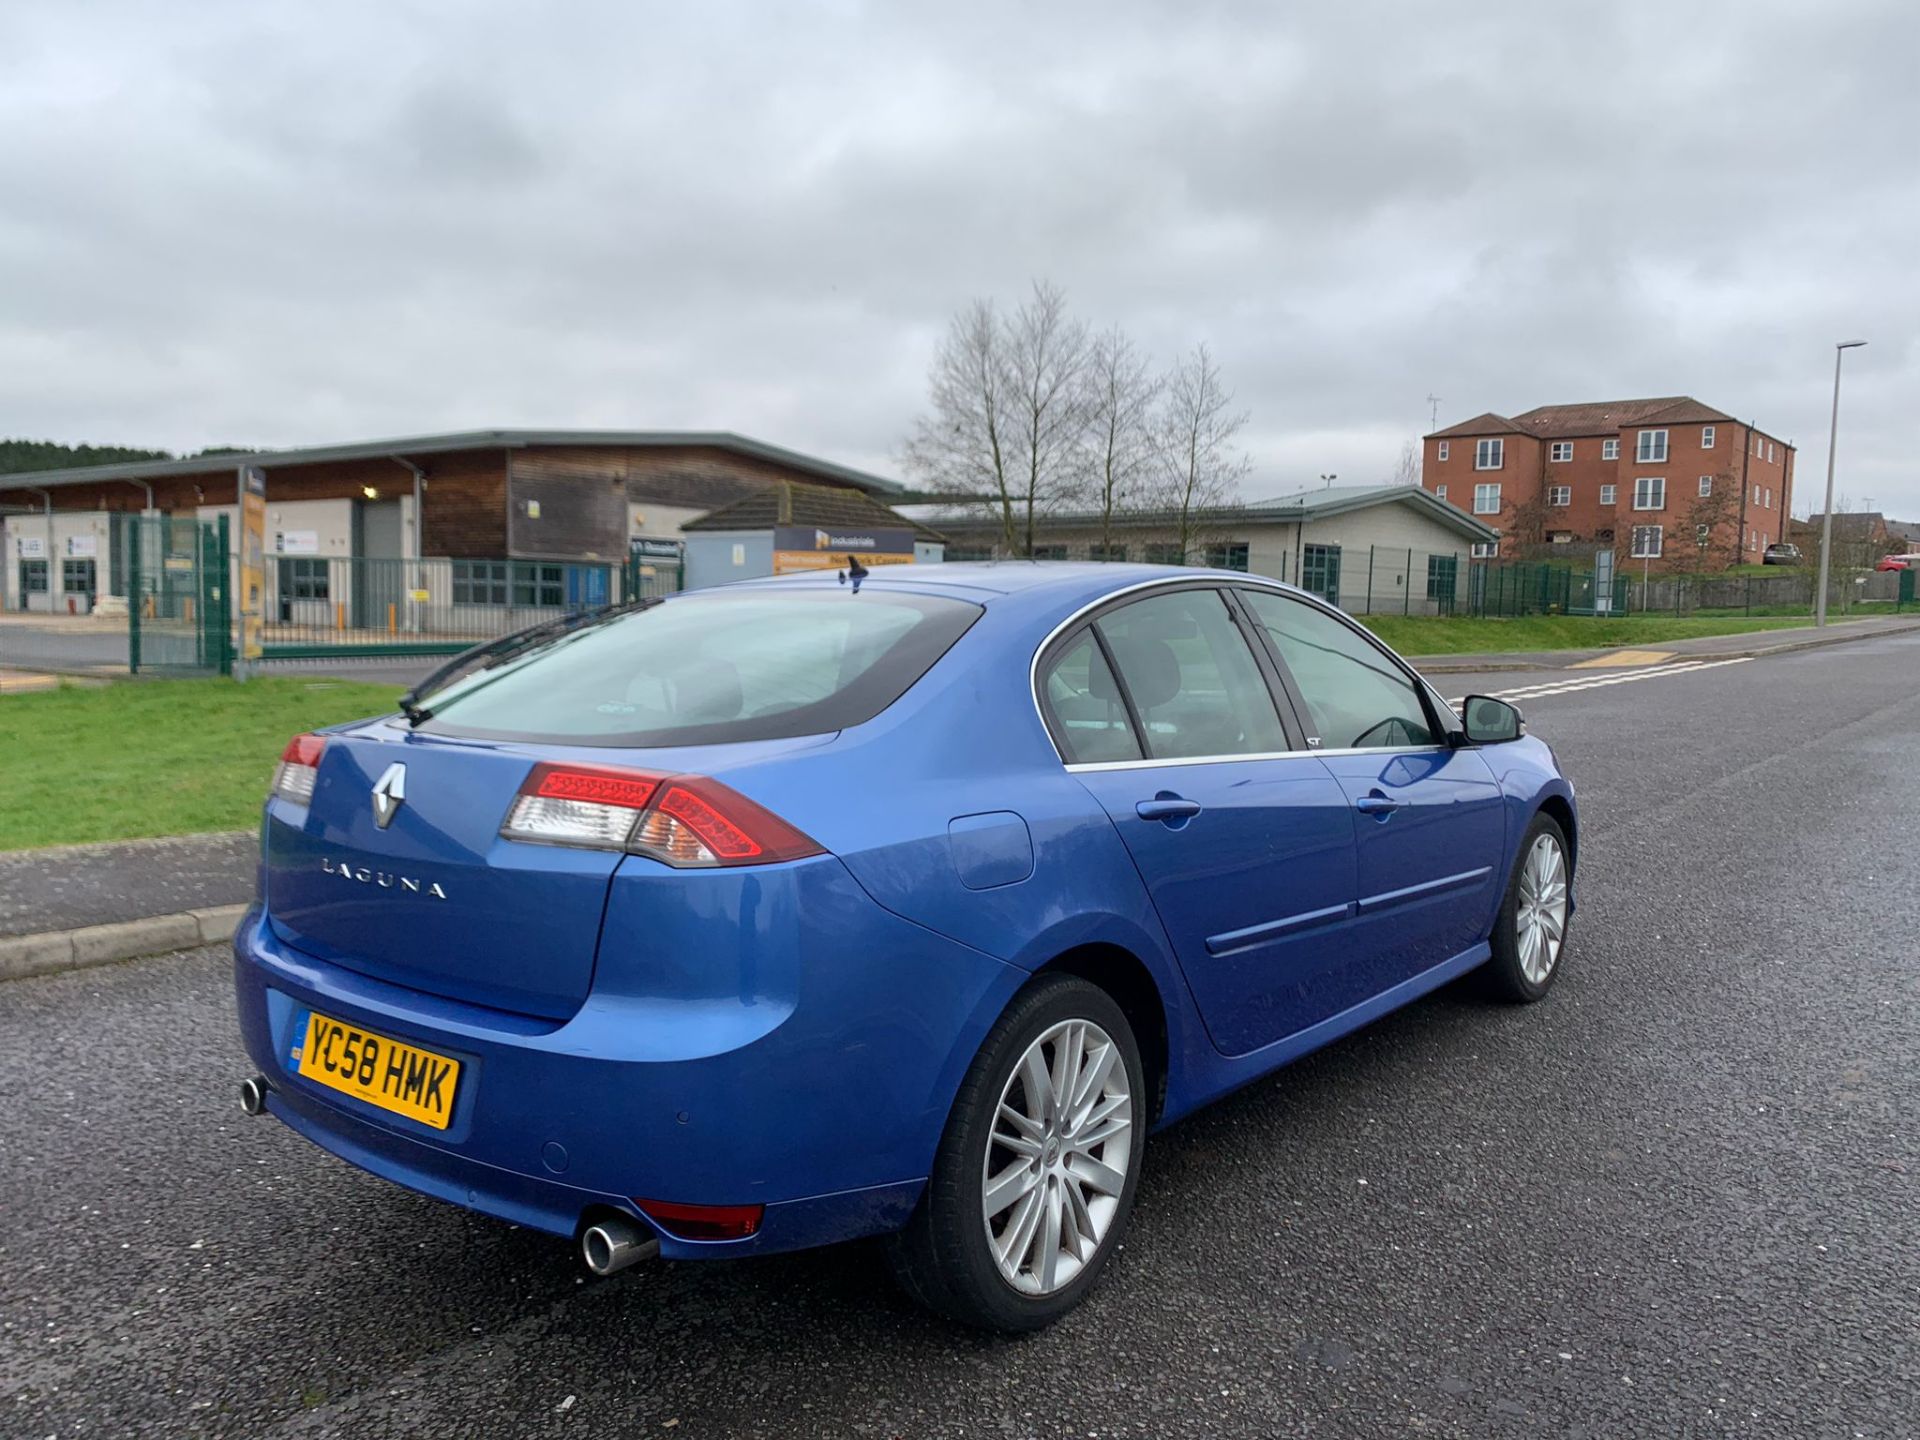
[633,778,821,866]
[271,733,327,805]
[500,764,822,867]
[635,1197,764,1241]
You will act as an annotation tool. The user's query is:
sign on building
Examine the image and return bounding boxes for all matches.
[238,465,267,663]
[66,535,99,558]
[770,525,915,575]
[276,530,320,555]
[16,535,47,558]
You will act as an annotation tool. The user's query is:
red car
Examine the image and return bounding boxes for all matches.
[1876,555,1913,572]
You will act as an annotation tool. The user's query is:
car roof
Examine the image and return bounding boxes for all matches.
[708,561,1308,610]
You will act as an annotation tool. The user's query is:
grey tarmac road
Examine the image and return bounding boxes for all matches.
[3,633,1918,1439]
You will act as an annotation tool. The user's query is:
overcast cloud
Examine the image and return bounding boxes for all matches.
[2,0,1914,514]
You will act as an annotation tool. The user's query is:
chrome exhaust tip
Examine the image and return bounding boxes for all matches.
[239,1075,270,1116]
[581,1217,659,1276]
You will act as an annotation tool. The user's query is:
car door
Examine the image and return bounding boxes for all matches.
[1038,584,1362,1058]
[1238,589,1507,993]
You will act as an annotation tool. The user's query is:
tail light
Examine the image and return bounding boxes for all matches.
[271,733,327,805]
[635,1197,764,1241]
[501,763,822,867]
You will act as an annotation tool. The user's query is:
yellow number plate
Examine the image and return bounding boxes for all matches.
[296,1011,462,1130]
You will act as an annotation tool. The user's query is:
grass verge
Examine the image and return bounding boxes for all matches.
[0,676,403,851]
[1357,613,1820,656]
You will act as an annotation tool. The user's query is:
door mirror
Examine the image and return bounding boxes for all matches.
[1460,695,1524,744]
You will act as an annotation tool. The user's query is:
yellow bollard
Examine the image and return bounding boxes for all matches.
[336,601,345,632]
[387,602,397,635]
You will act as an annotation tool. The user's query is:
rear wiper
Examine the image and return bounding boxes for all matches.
[398,597,661,725]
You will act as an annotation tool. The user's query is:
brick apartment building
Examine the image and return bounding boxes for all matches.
[1422,397,1794,570]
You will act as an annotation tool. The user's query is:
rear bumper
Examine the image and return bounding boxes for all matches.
[232,857,1025,1258]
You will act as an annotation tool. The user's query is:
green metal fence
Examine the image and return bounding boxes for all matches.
[251,549,684,661]
[122,513,232,676]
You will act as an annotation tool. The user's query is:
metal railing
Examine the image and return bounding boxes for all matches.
[253,552,683,660]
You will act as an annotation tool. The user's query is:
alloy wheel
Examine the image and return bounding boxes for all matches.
[981,1018,1134,1296]
[1515,833,1569,985]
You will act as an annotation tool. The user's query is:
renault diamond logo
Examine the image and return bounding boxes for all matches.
[371,762,407,829]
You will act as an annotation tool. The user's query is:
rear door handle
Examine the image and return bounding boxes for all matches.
[1136,797,1202,823]
[1354,791,1407,815]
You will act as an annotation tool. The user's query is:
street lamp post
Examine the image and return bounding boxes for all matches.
[1814,340,1867,627]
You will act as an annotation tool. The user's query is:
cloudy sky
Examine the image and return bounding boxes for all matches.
[3,1,1914,514]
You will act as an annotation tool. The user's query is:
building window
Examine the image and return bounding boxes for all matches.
[1425,553,1459,602]
[1471,540,1499,559]
[1203,542,1250,572]
[1630,525,1664,558]
[1701,425,1715,448]
[1087,542,1129,562]
[512,563,565,607]
[945,545,994,562]
[61,558,97,595]
[281,557,330,601]
[1599,483,1617,505]
[452,560,509,606]
[1144,542,1185,565]
[1752,483,1761,504]
[1029,545,1069,561]
[1634,476,1666,510]
[20,559,48,593]
[1437,441,1449,461]
[1473,482,1501,514]
[1637,429,1668,463]
[1754,434,1762,457]
[1300,544,1341,604]
[1767,442,1775,462]
[1699,476,1714,497]
[1435,484,1447,500]
[1474,438,1504,470]
[1548,485,1571,507]
[1602,438,1619,460]
[1549,441,1573,463]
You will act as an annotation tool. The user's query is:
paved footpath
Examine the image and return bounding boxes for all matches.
[0,831,255,939]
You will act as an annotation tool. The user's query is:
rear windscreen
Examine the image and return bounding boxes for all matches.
[413,589,981,746]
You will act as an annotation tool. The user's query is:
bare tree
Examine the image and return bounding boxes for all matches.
[1152,343,1251,563]
[903,281,1091,556]
[1001,281,1092,555]
[1687,467,1745,571]
[903,299,1018,553]
[1391,440,1420,488]
[1082,325,1159,558]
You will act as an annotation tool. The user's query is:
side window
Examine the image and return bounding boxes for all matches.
[1243,592,1436,750]
[1040,631,1141,764]
[1094,589,1287,760]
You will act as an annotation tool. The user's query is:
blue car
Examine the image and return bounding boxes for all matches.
[234,563,1576,1331]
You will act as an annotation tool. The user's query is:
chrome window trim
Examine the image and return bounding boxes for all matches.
[1065,744,1451,774]
[1028,574,1457,766]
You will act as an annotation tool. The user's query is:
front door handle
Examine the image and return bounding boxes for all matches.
[1136,796,1202,823]
[1354,790,1407,816]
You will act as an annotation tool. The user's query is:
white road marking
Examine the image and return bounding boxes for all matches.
[1445,656,1754,708]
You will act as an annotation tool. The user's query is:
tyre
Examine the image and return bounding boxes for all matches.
[888,973,1146,1332]
[1482,811,1572,1003]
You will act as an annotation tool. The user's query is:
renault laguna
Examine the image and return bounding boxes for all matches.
[234,563,1576,1331]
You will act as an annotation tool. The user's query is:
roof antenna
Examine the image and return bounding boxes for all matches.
[838,553,869,592]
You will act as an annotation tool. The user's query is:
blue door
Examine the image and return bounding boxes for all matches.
[1038,587,1363,1057]
[565,565,610,610]
[1240,590,1506,990]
